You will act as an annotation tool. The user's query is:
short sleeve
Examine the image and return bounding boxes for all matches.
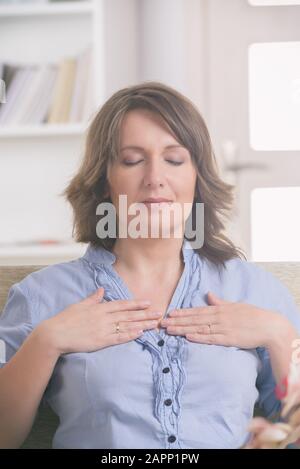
[0,282,34,369]
[0,282,50,408]
[255,271,300,419]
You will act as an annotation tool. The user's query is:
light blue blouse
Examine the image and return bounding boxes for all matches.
[0,240,300,449]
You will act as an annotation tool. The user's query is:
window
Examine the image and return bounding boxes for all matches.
[249,1,300,6]
[251,187,300,261]
[249,42,300,151]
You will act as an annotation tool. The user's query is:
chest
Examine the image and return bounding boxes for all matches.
[116,272,183,335]
[113,261,183,312]
[122,273,182,318]
[133,284,173,314]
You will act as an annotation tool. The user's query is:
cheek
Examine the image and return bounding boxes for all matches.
[175,170,196,200]
[108,170,140,203]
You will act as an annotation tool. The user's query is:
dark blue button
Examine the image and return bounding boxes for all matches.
[157,339,165,346]
[168,435,176,443]
[162,367,170,373]
[164,399,172,406]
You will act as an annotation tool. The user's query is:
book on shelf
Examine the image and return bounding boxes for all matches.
[69,47,92,122]
[0,45,95,126]
[47,58,76,123]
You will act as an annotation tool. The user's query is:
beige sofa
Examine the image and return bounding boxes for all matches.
[0,263,300,449]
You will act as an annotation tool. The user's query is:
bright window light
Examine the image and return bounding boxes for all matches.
[249,42,300,151]
[251,187,300,261]
[248,1,300,5]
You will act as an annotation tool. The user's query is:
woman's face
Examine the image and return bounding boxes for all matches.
[107,109,197,238]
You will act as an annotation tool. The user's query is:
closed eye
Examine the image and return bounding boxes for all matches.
[122,160,143,166]
[166,160,183,166]
[122,159,184,166]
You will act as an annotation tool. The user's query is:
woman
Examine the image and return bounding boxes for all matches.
[0,82,299,449]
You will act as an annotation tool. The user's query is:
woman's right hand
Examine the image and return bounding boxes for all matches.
[39,287,161,356]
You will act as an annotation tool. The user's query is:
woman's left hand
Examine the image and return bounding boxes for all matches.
[160,292,286,349]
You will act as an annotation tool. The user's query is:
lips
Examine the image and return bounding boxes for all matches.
[142,198,173,203]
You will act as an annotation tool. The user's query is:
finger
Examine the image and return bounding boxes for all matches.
[185,333,225,345]
[81,287,105,305]
[168,306,219,317]
[166,324,214,335]
[109,328,145,346]
[102,298,151,314]
[185,332,227,345]
[119,319,159,331]
[161,313,218,327]
[166,323,225,335]
[116,310,162,323]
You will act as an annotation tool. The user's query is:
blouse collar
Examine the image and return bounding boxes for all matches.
[82,238,195,267]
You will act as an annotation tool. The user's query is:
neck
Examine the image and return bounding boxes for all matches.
[112,237,184,277]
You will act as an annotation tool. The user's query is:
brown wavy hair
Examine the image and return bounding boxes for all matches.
[62,81,246,269]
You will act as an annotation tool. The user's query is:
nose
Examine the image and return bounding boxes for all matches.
[143,159,165,188]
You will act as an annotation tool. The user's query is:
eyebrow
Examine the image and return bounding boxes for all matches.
[120,144,185,152]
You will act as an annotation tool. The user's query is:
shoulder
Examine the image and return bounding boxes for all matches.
[193,253,261,287]
[221,257,300,330]
[19,257,90,295]
[201,254,283,291]
[7,256,95,326]
[196,253,299,314]
[221,256,295,299]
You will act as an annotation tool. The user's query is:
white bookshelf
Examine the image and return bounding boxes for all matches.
[0,1,93,17]
[0,123,88,137]
[0,0,105,264]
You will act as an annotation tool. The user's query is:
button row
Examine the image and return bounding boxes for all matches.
[157,338,176,446]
